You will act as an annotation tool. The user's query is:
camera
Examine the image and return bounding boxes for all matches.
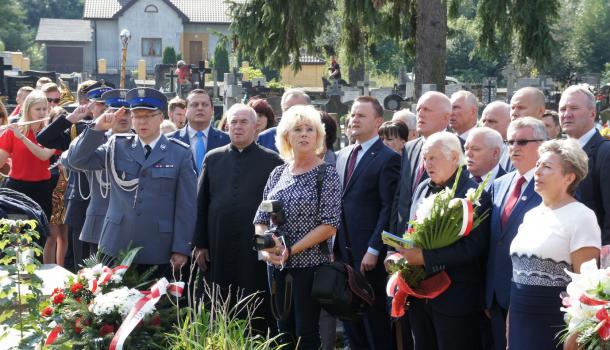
[253,200,285,251]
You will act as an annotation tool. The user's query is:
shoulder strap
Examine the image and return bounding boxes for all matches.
[316,163,330,255]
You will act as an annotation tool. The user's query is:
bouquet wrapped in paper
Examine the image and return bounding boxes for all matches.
[386,167,490,318]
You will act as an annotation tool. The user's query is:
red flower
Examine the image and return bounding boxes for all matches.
[75,297,82,303]
[99,324,115,336]
[74,318,83,334]
[51,287,62,295]
[52,292,65,305]
[70,282,83,294]
[40,306,53,317]
[150,314,161,326]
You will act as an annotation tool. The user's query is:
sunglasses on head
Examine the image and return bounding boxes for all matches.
[47,98,61,104]
[505,139,544,146]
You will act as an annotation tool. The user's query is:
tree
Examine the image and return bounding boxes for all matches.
[212,43,230,82]
[18,0,84,28]
[571,0,610,73]
[162,47,177,64]
[229,0,559,97]
[0,0,32,51]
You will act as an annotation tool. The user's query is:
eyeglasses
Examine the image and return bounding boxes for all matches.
[47,98,61,104]
[505,139,545,146]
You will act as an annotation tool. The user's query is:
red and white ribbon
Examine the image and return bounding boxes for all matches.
[109,278,184,350]
[98,265,128,286]
[45,325,63,345]
[450,198,474,237]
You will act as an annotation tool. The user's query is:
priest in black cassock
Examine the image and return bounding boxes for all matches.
[193,103,283,334]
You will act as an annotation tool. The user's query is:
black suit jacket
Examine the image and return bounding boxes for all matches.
[579,131,610,244]
[412,169,492,317]
[391,137,425,234]
[334,139,401,263]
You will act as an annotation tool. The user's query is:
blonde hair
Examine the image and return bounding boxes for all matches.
[538,138,588,196]
[21,91,48,134]
[275,105,325,162]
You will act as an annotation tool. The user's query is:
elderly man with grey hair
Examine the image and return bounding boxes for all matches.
[392,108,418,141]
[193,103,283,334]
[257,88,311,152]
[559,84,610,244]
[485,116,545,350]
[396,131,492,349]
[450,90,479,141]
[465,127,506,190]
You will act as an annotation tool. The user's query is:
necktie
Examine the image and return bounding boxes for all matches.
[501,175,526,229]
[144,145,152,159]
[195,131,206,173]
[412,157,425,192]
[345,144,361,187]
[474,176,483,183]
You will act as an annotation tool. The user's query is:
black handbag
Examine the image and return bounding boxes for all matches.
[310,164,375,320]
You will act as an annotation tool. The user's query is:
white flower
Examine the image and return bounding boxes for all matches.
[465,188,478,204]
[90,287,153,318]
[80,264,104,282]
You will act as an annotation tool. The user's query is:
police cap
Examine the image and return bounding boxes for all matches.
[126,88,167,111]
[101,89,129,108]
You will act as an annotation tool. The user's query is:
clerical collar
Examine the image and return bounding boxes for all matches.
[428,169,459,193]
[230,142,256,153]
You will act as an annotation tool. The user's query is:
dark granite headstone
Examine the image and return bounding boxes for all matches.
[60,73,80,92]
[325,95,350,117]
[5,76,37,104]
[154,64,173,92]
[22,70,57,83]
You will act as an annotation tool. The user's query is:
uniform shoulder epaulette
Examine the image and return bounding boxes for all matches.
[111,133,135,141]
[169,138,189,148]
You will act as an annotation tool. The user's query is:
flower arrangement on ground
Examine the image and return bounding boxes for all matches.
[561,258,610,349]
[41,248,183,349]
[386,167,490,318]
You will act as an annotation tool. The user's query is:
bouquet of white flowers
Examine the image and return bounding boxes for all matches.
[386,167,490,318]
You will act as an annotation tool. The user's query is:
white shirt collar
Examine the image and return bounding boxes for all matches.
[459,126,476,141]
[357,135,379,153]
[577,127,598,148]
[139,133,162,151]
[518,167,536,184]
[187,124,210,139]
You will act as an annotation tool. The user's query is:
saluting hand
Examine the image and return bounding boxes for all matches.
[66,103,91,123]
[94,107,125,131]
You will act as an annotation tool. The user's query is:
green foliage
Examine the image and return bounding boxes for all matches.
[18,0,84,28]
[163,47,178,65]
[0,40,5,51]
[164,282,284,349]
[572,0,610,73]
[239,66,264,81]
[0,219,46,349]
[212,43,230,82]
[0,0,32,51]
[176,53,183,62]
[476,0,560,68]
[25,43,45,70]
[228,0,335,71]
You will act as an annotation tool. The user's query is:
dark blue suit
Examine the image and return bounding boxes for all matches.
[335,138,401,350]
[485,170,541,350]
[257,127,278,153]
[167,125,230,174]
[578,132,610,244]
[408,169,491,350]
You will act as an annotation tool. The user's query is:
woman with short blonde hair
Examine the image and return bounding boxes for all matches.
[275,104,326,161]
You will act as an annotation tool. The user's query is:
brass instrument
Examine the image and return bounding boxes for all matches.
[59,77,76,106]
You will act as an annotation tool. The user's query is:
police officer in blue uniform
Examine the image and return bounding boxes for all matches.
[37,80,114,271]
[65,89,132,257]
[69,88,197,275]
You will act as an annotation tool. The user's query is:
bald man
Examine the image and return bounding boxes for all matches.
[450,90,479,141]
[510,87,546,120]
[392,91,451,234]
[482,101,512,171]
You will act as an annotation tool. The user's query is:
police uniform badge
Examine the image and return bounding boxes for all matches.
[120,90,127,99]
[138,89,146,98]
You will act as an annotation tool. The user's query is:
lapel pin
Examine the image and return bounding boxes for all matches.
[521,196,527,201]
[160,144,166,150]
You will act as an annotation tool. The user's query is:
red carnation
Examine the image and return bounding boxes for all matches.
[74,318,83,334]
[70,282,83,294]
[150,314,161,326]
[40,306,53,317]
[52,287,62,295]
[99,324,115,336]
[52,292,65,305]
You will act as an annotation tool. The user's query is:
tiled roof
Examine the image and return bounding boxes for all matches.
[35,18,92,42]
[84,0,239,23]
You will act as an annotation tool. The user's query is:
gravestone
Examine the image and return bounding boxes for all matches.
[370,88,394,106]
[0,57,12,96]
[516,78,540,89]
[22,70,57,83]
[154,64,173,92]
[502,65,518,97]
[59,73,81,92]
[223,72,244,112]
[481,77,497,105]
[93,72,136,90]
[5,76,37,104]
